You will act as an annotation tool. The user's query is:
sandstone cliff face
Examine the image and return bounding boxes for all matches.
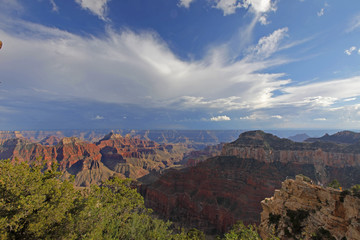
[181,143,223,167]
[0,133,189,186]
[221,131,360,187]
[39,135,61,146]
[141,156,318,234]
[259,175,360,240]
[96,132,186,179]
[141,130,360,234]
[0,131,25,144]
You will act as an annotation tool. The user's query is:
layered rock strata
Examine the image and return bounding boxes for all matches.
[0,132,188,186]
[259,175,360,240]
[141,130,360,234]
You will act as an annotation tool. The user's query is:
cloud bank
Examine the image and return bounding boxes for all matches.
[2,12,360,129]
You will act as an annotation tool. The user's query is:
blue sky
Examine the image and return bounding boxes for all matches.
[1,0,360,130]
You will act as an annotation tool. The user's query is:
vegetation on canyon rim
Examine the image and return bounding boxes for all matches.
[0,159,275,240]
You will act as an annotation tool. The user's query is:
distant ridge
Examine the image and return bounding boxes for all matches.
[305,130,360,144]
[287,133,310,142]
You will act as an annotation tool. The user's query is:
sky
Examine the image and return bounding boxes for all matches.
[1,0,360,130]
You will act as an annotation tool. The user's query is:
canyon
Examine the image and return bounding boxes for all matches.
[140,130,360,234]
[0,132,189,186]
[1,129,360,237]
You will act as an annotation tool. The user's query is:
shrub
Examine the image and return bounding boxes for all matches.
[328,179,341,189]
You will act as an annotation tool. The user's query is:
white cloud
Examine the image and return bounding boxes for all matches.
[251,27,288,59]
[258,15,269,25]
[347,15,360,32]
[272,76,360,109]
[0,0,24,14]
[210,115,231,121]
[271,115,282,119]
[0,21,295,112]
[214,0,241,16]
[344,97,356,102]
[214,0,275,16]
[4,19,360,124]
[317,8,324,17]
[93,115,104,120]
[240,113,282,120]
[317,3,329,17]
[178,0,195,8]
[50,0,59,12]
[75,0,110,21]
[344,46,357,55]
[244,0,273,13]
[314,118,326,121]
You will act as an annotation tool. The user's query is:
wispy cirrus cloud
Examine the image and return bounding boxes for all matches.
[250,27,288,59]
[240,113,282,120]
[75,0,110,21]
[2,14,360,129]
[347,14,360,32]
[50,0,59,12]
[178,0,195,8]
[0,18,293,112]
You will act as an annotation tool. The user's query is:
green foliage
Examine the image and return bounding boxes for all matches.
[185,228,206,240]
[0,160,199,240]
[223,222,261,240]
[222,221,279,240]
[0,160,80,239]
[328,179,341,189]
[0,159,286,240]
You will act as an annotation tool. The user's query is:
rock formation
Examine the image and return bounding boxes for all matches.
[141,156,318,234]
[0,130,243,147]
[221,130,360,187]
[305,130,360,144]
[287,133,310,142]
[39,135,61,145]
[181,143,223,166]
[141,130,360,234]
[259,175,360,240]
[0,132,190,186]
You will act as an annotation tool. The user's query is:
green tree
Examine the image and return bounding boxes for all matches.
[74,177,176,239]
[328,179,341,189]
[0,160,81,239]
[0,159,203,240]
[222,221,280,240]
[223,222,261,240]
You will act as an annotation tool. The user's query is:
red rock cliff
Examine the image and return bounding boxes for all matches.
[141,130,360,234]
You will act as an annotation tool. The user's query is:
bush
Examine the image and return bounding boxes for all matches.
[328,179,341,189]
[223,221,279,240]
[0,159,196,239]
